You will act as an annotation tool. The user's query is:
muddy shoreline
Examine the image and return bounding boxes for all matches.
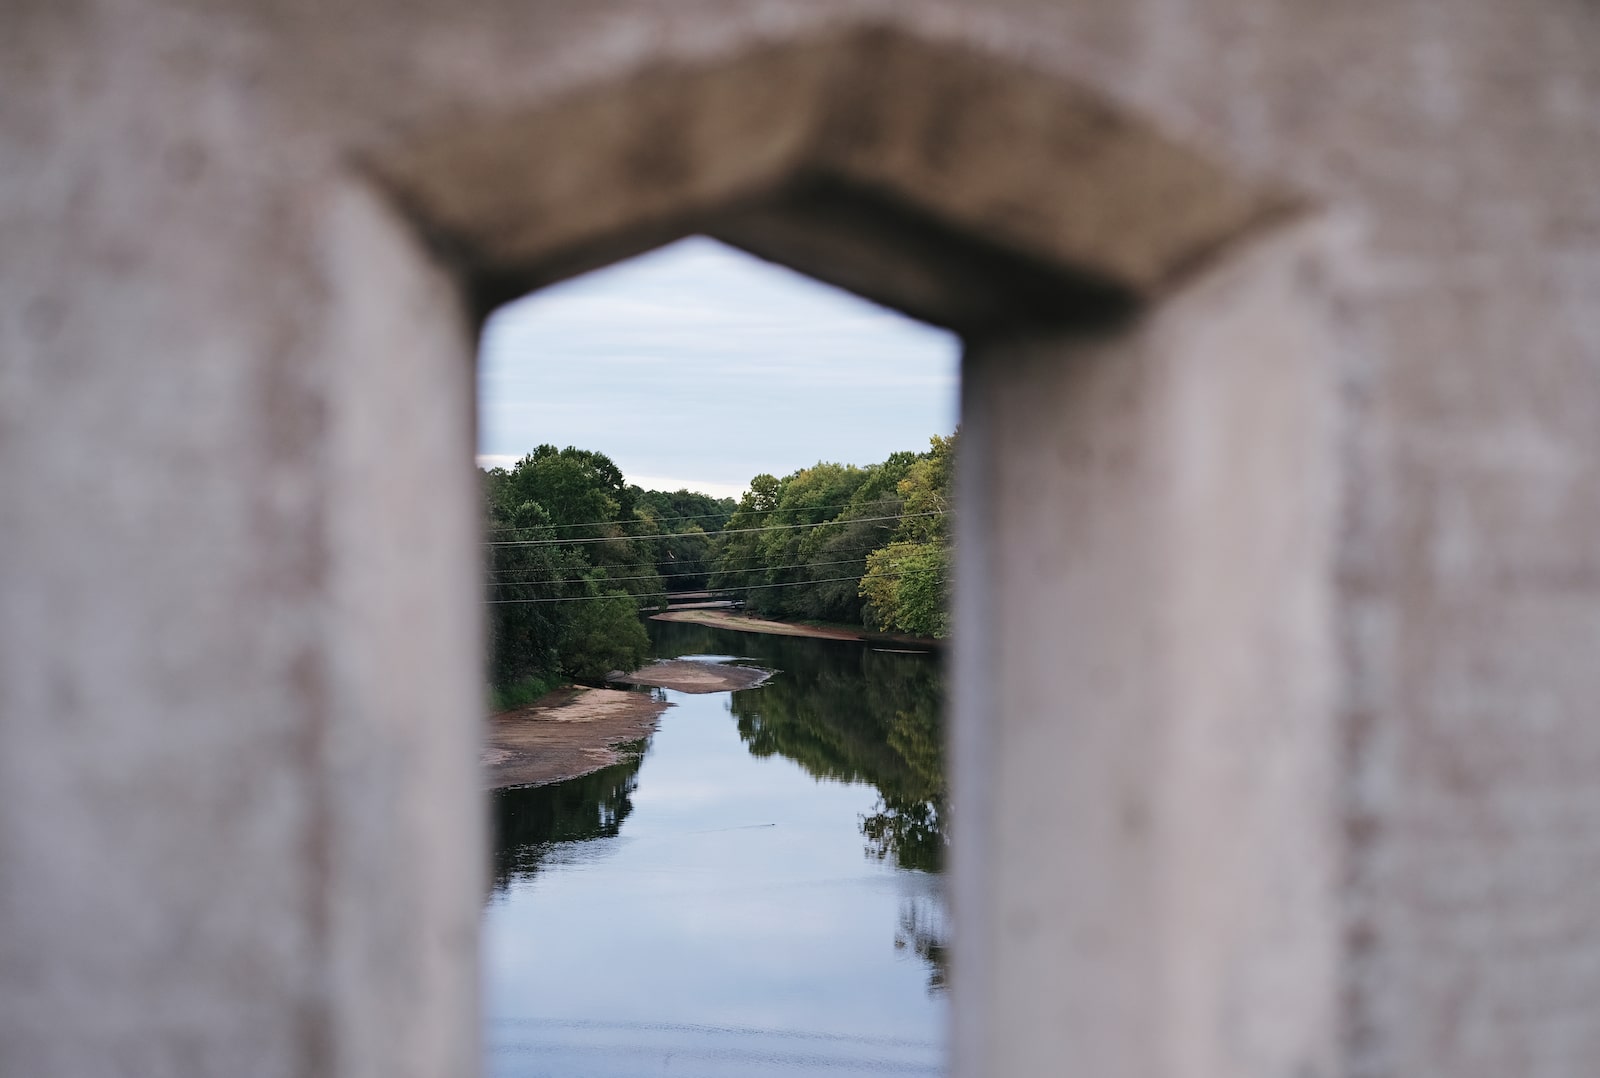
[611,658,773,694]
[484,660,776,789]
[484,686,667,790]
[651,608,939,649]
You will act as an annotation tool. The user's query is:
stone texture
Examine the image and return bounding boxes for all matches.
[954,221,1340,1078]
[3,1,1599,1076]
[363,23,1289,325]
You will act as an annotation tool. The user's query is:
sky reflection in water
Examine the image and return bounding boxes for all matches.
[484,622,947,1077]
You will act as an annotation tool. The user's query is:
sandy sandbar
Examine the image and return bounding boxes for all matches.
[610,658,773,694]
[650,609,868,641]
[484,686,668,790]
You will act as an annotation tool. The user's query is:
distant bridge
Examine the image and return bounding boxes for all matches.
[659,590,740,610]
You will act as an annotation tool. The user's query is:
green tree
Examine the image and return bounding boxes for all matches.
[859,433,956,638]
[860,541,950,638]
[482,446,666,694]
[709,433,957,637]
[630,486,735,591]
[558,590,649,681]
[503,445,624,533]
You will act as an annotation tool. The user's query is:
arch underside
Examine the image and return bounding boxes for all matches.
[366,24,1297,333]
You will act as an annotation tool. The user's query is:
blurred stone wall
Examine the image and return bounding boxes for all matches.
[3,2,1596,1076]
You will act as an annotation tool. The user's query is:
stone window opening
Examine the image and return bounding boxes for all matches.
[0,15,1343,1078]
[349,22,1338,1076]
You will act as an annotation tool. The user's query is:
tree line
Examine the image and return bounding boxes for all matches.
[482,434,954,702]
[712,432,953,638]
[482,445,735,704]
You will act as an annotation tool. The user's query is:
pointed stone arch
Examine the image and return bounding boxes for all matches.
[364,23,1295,331]
[0,9,1342,1078]
[348,19,1336,1078]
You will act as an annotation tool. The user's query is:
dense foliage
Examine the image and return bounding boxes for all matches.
[712,432,955,638]
[629,486,736,591]
[482,434,953,700]
[483,445,734,696]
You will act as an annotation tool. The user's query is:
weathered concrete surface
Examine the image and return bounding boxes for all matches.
[955,221,1340,1078]
[365,24,1291,328]
[3,2,1600,1077]
[1,14,485,1075]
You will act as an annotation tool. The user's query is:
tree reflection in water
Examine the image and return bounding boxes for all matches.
[720,639,946,868]
[490,742,646,892]
[665,622,949,991]
[488,621,950,991]
[896,895,948,992]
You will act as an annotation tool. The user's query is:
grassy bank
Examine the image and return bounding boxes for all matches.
[489,673,566,713]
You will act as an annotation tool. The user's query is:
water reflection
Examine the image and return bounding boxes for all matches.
[490,622,950,961]
[491,746,646,891]
[651,624,947,869]
[652,621,949,990]
[897,894,949,993]
[737,650,943,868]
[485,620,950,1076]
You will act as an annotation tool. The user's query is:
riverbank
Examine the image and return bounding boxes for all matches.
[485,624,949,1071]
[484,686,667,790]
[651,608,940,649]
[485,660,778,788]
[611,658,773,694]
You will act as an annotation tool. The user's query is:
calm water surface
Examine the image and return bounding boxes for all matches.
[484,620,947,1076]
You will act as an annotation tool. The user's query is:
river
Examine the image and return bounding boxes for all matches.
[484,619,948,1076]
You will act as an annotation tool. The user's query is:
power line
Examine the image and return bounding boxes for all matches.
[484,571,946,605]
[483,498,908,536]
[484,508,734,536]
[485,511,947,548]
[487,541,891,580]
[485,557,870,586]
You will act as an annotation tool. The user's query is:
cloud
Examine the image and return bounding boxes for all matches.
[475,456,745,499]
[623,475,748,500]
[477,236,959,485]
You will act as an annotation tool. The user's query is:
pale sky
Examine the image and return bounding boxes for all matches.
[476,237,960,499]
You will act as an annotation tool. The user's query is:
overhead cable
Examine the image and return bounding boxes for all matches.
[483,498,900,535]
[483,570,946,605]
[485,557,870,586]
[485,510,947,548]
